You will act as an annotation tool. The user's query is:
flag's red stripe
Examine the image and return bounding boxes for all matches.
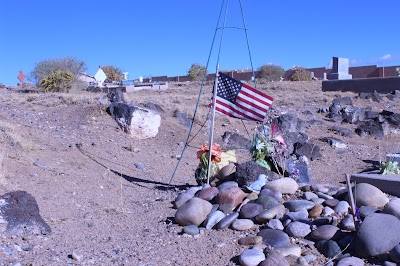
[215,106,263,122]
[234,100,265,119]
[237,94,269,114]
[240,89,272,108]
[215,99,263,121]
[242,83,274,101]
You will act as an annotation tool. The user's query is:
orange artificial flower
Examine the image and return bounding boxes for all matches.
[197,143,222,163]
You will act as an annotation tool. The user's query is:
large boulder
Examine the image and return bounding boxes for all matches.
[108,103,161,139]
[0,191,51,237]
[355,213,400,258]
[175,197,213,226]
[351,183,389,208]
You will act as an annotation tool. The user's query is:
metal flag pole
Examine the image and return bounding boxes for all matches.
[167,0,227,189]
[206,68,220,185]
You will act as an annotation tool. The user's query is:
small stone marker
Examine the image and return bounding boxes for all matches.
[328,57,352,80]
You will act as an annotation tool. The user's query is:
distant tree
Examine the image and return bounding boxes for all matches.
[101,65,123,82]
[256,64,285,81]
[39,70,74,93]
[289,67,312,81]
[188,63,207,81]
[31,57,86,84]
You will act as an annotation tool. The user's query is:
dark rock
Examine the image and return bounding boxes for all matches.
[327,113,343,122]
[355,120,385,138]
[359,91,383,102]
[257,229,290,248]
[0,191,51,237]
[107,103,136,132]
[329,102,342,114]
[381,110,400,127]
[221,131,251,150]
[272,113,306,134]
[293,142,321,161]
[174,111,192,127]
[333,96,352,106]
[143,102,164,113]
[387,90,400,100]
[235,161,279,187]
[316,240,341,258]
[328,126,353,137]
[320,137,346,149]
[341,107,366,124]
[364,110,380,120]
[283,132,308,154]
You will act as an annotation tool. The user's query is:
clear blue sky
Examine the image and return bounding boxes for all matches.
[1,0,399,85]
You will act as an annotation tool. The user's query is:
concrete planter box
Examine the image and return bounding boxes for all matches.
[351,170,400,197]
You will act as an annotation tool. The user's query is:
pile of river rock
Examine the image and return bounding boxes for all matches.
[173,162,400,266]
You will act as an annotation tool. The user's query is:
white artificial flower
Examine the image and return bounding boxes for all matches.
[255,140,266,152]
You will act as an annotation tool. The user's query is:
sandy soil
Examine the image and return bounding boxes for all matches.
[0,81,399,265]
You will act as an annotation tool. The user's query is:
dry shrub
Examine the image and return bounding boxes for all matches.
[290,68,312,81]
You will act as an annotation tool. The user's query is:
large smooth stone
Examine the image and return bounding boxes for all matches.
[316,240,341,258]
[267,219,284,230]
[382,198,400,219]
[257,229,290,248]
[239,249,266,266]
[173,192,195,209]
[218,163,236,181]
[351,183,389,208]
[308,204,323,218]
[255,195,280,210]
[260,188,282,201]
[285,221,311,238]
[217,181,238,191]
[255,204,285,223]
[238,236,263,246]
[285,208,309,221]
[216,187,248,214]
[334,201,350,216]
[274,244,302,257]
[336,256,364,266]
[284,200,315,212]
[264,178,299,194]
[240,203,264,219]
[390,244,400,263]
[215,212,239,230]
[310,225,339,240]
[203,210,225,229]
[196,187,219,201]
[259,250,289,266]
[340,214,355,231]
[355,213,400,258]
[231,219,254,231]
[175,197,212,226]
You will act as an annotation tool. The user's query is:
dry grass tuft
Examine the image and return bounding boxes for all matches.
[0,121,33,151]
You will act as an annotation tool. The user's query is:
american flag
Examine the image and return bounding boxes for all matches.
[213,72,273,122]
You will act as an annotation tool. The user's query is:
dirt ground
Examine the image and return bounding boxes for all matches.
[0,81,399,265]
